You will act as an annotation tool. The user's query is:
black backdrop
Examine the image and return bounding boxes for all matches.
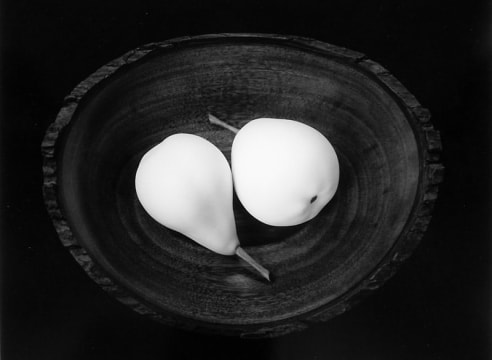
[1,1,490,359]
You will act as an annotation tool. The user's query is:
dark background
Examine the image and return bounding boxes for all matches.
[1,1,490,359]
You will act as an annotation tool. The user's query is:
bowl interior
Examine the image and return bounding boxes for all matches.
[58,39,420,325]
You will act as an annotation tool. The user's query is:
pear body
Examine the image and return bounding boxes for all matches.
[231,118,339,226]
[135,134,239,255]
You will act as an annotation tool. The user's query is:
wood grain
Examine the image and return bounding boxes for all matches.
[41,33,443,337]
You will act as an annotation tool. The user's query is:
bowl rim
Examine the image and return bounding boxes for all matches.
[41,32,443,338]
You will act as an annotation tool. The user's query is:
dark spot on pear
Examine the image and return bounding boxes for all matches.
[310,195,318,204]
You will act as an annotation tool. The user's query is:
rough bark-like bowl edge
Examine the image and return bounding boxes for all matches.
[41,33,443,338]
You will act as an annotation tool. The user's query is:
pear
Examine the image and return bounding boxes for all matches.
[135,133,270,280]
[230,117,340,227]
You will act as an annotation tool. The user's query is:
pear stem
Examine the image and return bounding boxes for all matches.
[235,246,271,282]
[208,114,239,134]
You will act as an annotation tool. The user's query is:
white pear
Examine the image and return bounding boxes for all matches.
[231,118,339,227]
[135,133,269,280]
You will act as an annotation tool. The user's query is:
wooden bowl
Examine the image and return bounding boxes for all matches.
[42,34,443,337]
